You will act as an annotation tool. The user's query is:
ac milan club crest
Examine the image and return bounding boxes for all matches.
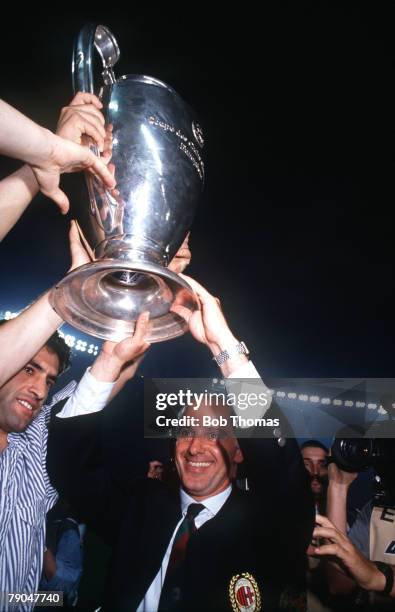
[229,572,261,612]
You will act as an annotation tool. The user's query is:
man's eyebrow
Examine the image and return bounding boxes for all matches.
[28,361,57,384]
[29,360,44,373]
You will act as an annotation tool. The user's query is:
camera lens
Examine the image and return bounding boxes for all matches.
[331,438,374,472]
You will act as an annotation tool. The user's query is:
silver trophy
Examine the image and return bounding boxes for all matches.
[50,24,204,342]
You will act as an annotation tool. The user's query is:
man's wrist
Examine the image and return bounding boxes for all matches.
[370,562,394,594]
[208,333,240,355]
[90,352,122,382]
[219,354,249,378]
[328,481,351,496]
[25,126,54,167]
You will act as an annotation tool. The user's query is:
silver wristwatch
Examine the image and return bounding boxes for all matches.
[213,341,249,366]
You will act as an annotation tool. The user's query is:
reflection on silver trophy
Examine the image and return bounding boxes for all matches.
[50,24,204,342]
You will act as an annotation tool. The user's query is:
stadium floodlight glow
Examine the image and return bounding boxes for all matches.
[53,331,99,356]
[344,400,354,407]
[309,396,320,403]
[276,391,286,398]
[333,399,343,406]
[287,392,297,399]
[367,403,377,410]
[299,394,308,401]
[355,401,366,408]
[4,311,18,320]
[321,398,331,405]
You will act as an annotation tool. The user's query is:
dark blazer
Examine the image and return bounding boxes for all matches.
[47,402,313,611]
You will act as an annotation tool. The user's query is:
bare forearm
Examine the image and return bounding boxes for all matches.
[0,164,39,240]
[0,291,63,385]
[326,482,348,534]
[0,99,54,165]
[107,354,146,403]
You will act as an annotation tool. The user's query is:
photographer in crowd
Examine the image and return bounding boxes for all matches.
[313,427,395,609]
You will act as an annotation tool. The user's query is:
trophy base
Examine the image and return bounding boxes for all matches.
[49,259,199,342]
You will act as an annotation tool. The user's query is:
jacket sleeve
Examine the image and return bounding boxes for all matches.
[237,400,315,580]
[47,401,135,543]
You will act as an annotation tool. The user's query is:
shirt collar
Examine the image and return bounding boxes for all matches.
[4,430,29,452]
[180,484,232,518]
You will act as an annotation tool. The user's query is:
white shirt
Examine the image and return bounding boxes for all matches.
[56,368,115,419]
[137,486,232,612]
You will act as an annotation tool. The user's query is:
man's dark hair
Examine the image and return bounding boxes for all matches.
[300,439,329,454]
[0,319,71,376]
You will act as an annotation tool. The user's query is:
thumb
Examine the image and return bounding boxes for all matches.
[45,187,70,214]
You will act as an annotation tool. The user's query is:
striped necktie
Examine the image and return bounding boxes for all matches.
[158,502,205,611]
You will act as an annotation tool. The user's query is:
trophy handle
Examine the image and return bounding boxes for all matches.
[72,24,120,214]
[72,23,120,94]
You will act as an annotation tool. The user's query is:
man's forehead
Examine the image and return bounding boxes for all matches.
[302,446,327,460]
[29,346,60,377]
[184,401,232,418]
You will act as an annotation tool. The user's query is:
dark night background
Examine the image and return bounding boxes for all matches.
[0,8,392,597]
[0,6,393,461]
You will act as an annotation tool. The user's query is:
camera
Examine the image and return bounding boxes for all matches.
[330,423,395,507]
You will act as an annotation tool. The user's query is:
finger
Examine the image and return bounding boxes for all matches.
[132,311,151,344]
[69,92,103,109]
[178,274,215,303]
[69,219,79,243]
[101,150,113,165]
[102,130,113,162]
[169,302,197,322]
[60,104,106,128]
[107,163,116,178]
[44,187,69,214]
[313,525,343,540]
[60,111,107,143]
[83,152,116,188]
[73,220,95,260]
[115,313,151,359]
[315,514,334,527]
[70,117,106,151]
[68,220,92,268]
[314,543,344,557]
[174,247,191,259]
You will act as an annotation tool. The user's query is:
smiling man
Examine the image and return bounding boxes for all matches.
[0,313,150,612]
[0,342,63,448]
[0,328,73,608]
[48,276,314,612]
[174,403,244,502]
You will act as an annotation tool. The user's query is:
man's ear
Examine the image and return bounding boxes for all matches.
[234,444,244,464]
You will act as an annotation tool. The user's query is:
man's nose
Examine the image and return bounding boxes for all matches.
[28,374,47,400]
[187,435,205,454]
